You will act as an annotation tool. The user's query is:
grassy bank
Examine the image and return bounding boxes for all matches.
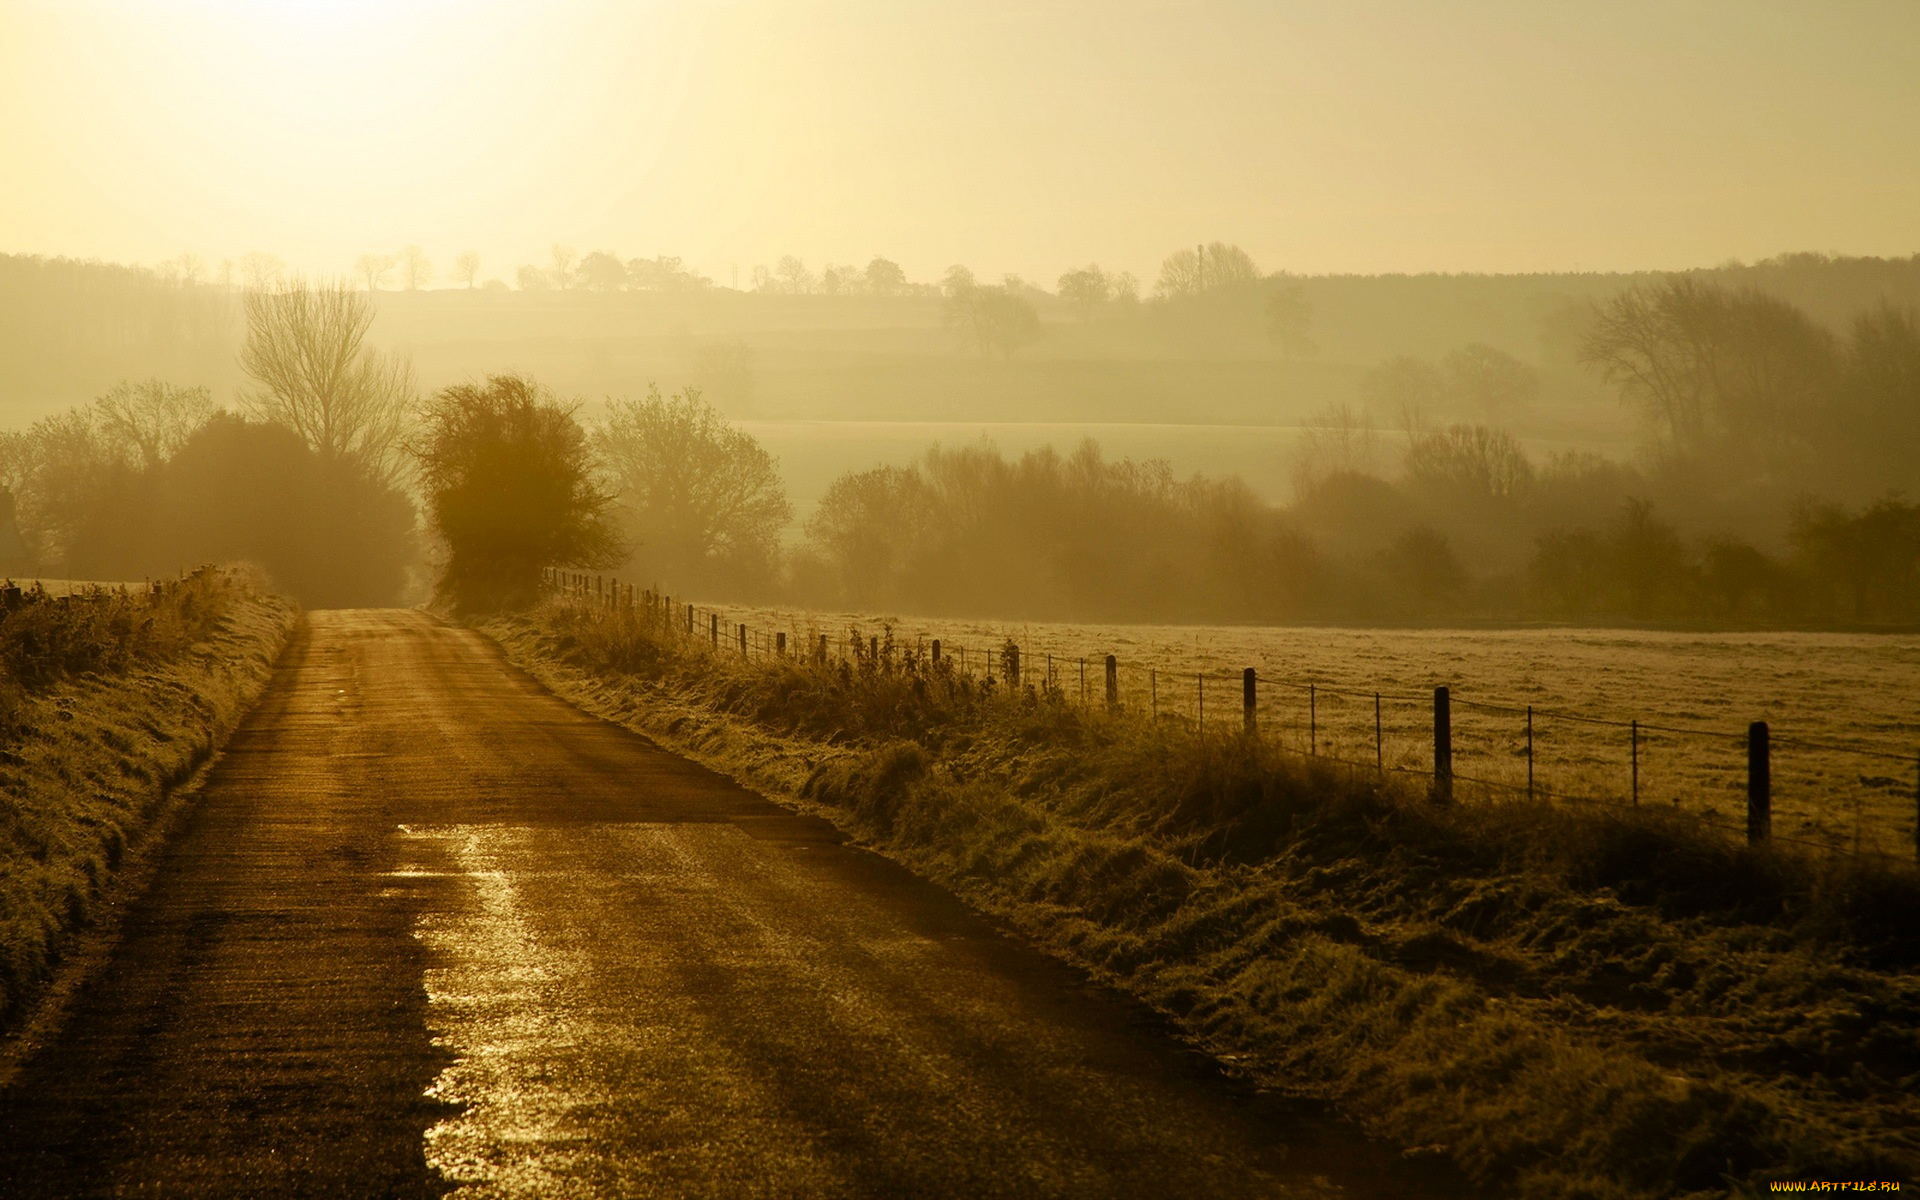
[0,567,297,1025]
[486,597,1920,1199]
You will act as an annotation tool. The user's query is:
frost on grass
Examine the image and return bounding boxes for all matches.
[0,568,297,1025]
[487,598,1920,1200]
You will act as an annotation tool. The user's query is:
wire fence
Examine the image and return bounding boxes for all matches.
[544,571,1920,866]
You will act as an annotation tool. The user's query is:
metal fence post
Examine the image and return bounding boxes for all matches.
[1432,686,1453,804]
[1747,721,1771,844]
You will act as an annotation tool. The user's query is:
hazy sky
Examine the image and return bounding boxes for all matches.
[3,0,1916,285]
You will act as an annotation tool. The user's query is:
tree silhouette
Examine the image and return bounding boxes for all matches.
[400,245,433,291]
[239,280,416,485]
[452,250,482,290]
[412,374,618,611]
[593,385,789,592]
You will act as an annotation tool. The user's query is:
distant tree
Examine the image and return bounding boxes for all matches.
[627,255,709,292]
[412,374,618,611]
[1265,282,1316,356]
[239,280,416,485]
[1056,265,1110,320]
[775,255,814,295]
[804,465,932,607]
[944,284,1041,358]
[240,251,286,291]
[1608,498,1692,619]
[578,250,627,292]
[819,263,860,296]
[593,385,789,590]
[865,257,907,295]
[1363,356,1447,428]
[1403,424,1533,504]
[1582,276,1837,471]
[1831,304,1920,495]
[750,264,773,292]
[171,253,205,286]
[356,252,396,292]
[941,264,976,298]
[1792,497,1920,622]
[400,245,433,291]
[94,378,216,469]
[516,264,552,291]
[549,244,579,289]
[452,250,482,290]
[153,414,416,607]
[1443,343,1537,417]
[690,342,756,414]
[1154,242,1259,298]
[1290,403,1378,497]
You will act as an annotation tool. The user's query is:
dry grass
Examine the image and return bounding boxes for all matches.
[488,596,1920,1199]
[692,600,1920,859]
[0,567,297,1025]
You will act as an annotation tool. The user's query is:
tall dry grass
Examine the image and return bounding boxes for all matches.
[490,595,1920,1198]
[0,567,296,1026]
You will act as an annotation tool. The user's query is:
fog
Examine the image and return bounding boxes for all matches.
[1,2,1916,623]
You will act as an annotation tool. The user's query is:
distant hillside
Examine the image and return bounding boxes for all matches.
[5,251,1916,434]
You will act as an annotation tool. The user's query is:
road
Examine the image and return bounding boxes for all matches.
[0,610,1451,1198]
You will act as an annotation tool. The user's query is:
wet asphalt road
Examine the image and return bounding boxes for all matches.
[0,610,1447,1198]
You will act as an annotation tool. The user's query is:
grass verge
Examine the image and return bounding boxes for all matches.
[0,567,298,1026]
[485,597,1920,1199]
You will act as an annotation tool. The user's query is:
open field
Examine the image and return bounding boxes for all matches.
[667,597,1920,859]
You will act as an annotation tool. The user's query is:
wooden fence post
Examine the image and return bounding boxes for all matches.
[930,638,941,664]
[710,613,718,648]
[1432,686,1453,804]
[1630,719,1639,806]
[1747,721,1771,844]
[1526,705,1534,800]
[1309,683,1317,754]
[1374,693,1383,773]
[1105,655,1118,711]
[685,604,694,635]
[739,623,747,655]
[817,633,828,665]
[776,631,786,656]
[1242,668,1256,734]
[1005,643,1020,688]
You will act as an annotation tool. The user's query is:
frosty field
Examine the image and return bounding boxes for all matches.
[682,599,1920,860]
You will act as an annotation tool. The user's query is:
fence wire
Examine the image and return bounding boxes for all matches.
[547,574,1920,865]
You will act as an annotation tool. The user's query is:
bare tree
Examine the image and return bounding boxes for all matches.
[240,251,286,291]
[94,379,216,469]
[1155,242,1259,298]
[549,244,578,289]
[453,250,482,290]
[1057,265,1110,320]
[356,253,396,293]
[775,255,814,295]
[594,385,789,587]
[401,245,433,291]
[240,280,416,484]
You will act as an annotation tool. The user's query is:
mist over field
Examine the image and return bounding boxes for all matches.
[4,3,1920,1197]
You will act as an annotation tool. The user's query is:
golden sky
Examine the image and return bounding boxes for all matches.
[2,0,1916,284]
